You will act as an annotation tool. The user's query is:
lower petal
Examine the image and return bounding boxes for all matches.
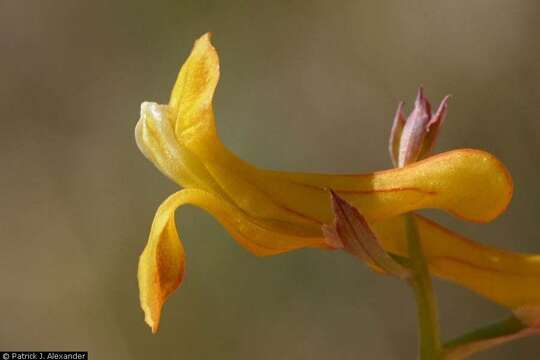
[374,215,540,309]
[138,188,327,333]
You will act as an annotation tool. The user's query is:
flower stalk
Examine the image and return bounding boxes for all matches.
[390,89,447,358]
[405,213,442,359]
[322,191,442,358]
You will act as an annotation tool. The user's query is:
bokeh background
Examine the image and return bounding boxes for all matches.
[2,1,540,359]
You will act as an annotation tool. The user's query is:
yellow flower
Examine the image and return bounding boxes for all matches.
[135,33,526,333]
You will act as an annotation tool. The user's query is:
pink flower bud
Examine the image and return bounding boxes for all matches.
[389,87,450,167]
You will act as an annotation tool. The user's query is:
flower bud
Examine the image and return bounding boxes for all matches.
[389,87,450,167]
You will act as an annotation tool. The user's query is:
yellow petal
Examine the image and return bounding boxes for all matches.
[260,148,513,224]
[169,33,219,139]
[193,144,513,234]
[143,34,513,231]
[374,215,540,310]
[135,101,228,194]
[138,189,327,333]
[138,193,186,334]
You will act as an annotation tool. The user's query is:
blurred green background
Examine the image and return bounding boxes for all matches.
[1,1,540,359]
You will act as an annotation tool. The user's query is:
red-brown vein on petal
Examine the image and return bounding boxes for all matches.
[218,208,324,255]
[279,203,324,224]
[336,187,436,196]
[284,179,437,196]
[429,255,540,279]
[237,173,324,226]
[196,153,324,229]
[414,215,540,276]
[417,215,534,264]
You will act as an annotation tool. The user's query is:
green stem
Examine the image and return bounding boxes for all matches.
[405,213,442,359]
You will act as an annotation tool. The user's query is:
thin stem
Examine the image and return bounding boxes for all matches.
[405,213,442,359]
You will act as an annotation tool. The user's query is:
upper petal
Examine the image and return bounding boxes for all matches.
[140,34,513,229]
[169,33,219,139]
[254,149,513,225]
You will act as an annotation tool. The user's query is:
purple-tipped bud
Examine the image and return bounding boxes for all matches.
[322,190,410,279]
[388,87,450,167]
[418,95,450,160]
[389,101,406,167]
